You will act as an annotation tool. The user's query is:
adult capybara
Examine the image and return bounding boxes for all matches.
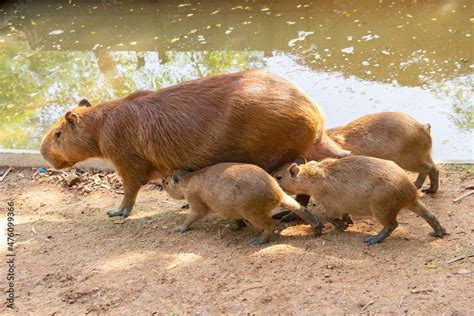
[163,163,323,245]
[307,112,439,193]
[40,70,348,217]
[273,156,447,244]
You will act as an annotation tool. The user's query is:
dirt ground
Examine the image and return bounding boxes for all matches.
[0,164,473,315]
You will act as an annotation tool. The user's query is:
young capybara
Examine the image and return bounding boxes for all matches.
[273,156,447,244]
[40,70,349,218]
[162,163,323,245]
[307,112,439,193]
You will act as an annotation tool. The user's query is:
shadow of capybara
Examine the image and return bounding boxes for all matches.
[40,70,349,218]
[308,112,439,193]
[162,163,323,245]
[273,156,447,244]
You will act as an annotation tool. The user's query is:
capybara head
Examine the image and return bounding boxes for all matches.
[40,99,98,169]
[162,169,191,200]
[273,157,308,194]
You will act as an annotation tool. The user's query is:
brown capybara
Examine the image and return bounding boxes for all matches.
[40,70,349,218]
[307,112,439,193]
[162,163,323,245]
[273,156,447,244]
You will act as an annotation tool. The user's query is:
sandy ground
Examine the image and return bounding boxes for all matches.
[0,164,473,315]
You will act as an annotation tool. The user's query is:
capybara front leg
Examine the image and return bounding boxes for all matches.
[290,207,324,237]
[175,199,209,233]
[107,178,141,218]
[422,166,439,194]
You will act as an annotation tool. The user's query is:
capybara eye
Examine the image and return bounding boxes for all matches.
[54,131,61,139]
[276,176,282,180]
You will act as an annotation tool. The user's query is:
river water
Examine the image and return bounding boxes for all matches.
[0,1,472,160]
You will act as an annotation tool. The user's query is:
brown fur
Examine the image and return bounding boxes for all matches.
[273,156,447,244]
[315,112,439,193]
[163,163,323,245]
[41,70,347,217]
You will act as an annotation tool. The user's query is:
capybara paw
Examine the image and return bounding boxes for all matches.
[107,208,127,217]
[181,203,190,209]
[314,222,323,237]
[250,238,268,246]
[363,236,382,245]
[174,225,188,233]
[421,187,437,194]
[430,229,447,238]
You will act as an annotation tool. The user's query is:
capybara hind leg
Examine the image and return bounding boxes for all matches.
[409,200,446,237]
[175,199,209,233]
[242,212,275,245]
[364,226,397,244]
[415,172,428,189]
[423,166,439,194]
[364,212,398,244]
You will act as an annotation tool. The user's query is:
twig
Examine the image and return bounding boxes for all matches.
[0,167,12,182]
[31,226,37,235]
[362,300,375,310]
[453,190,474,203]
[447,254,474,264]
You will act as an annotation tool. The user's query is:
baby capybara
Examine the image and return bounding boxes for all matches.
[162,163,323,245]
[307,112,439,193]
[40,70,349,218]
[273,156,447,244]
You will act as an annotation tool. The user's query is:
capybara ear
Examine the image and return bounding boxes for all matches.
[172,174,181,184]
[65,111,79,125]
[289,163,300,178]
[294,156,307,165]
[78,99,92,107]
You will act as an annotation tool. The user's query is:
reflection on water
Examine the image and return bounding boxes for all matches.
[0,0,472,160]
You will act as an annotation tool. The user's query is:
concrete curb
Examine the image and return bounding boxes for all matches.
[0,149,113,170]
[0,149,472,170]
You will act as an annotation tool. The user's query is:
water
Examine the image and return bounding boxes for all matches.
[0,1,472,161]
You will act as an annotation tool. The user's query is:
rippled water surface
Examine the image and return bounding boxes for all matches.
[0,1,472,160]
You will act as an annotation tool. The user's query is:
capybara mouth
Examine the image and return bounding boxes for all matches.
[44,158,75,170]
